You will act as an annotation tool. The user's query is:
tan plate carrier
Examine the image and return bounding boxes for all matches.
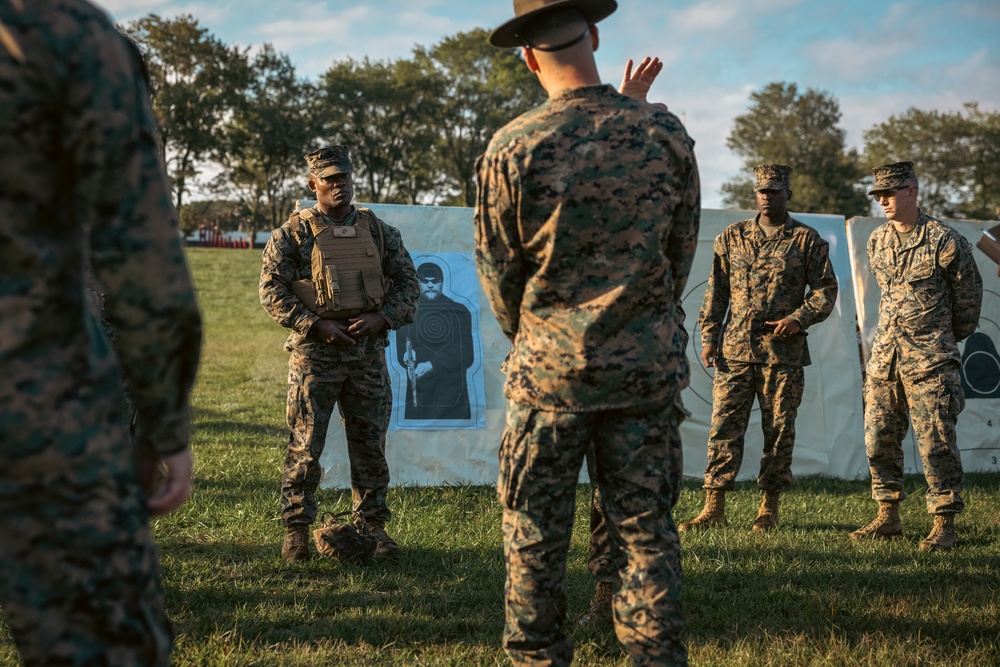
[290,208,386,320]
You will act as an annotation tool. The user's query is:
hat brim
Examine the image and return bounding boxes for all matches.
[310,166,352,178]
[489,0,618,48]
[755,181,787,192]
[867,177,916,196]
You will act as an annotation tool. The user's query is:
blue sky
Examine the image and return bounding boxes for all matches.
[102,0,1000,209]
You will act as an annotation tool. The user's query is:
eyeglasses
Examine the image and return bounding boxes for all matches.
[872,186,911,202]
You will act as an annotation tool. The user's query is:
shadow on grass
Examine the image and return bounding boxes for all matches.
[683,543,1000,648]
[192,405,286,441]
[158,476,1000,658]
[162,541,512,647]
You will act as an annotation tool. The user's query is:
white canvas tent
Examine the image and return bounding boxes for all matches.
[318,204,1000,488]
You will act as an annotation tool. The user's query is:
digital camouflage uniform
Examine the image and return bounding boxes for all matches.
[259,204,418,528]
[476,84,700,667]
[588,311,691,587]
[865,210,982,514]
[0,1,203,665]
[697,199,838,493]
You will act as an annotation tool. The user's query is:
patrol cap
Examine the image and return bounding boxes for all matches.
[754,164,792,192]
[417,262,444,282]
[489,0,617,48]
[305,145,353,178]
[868,161,918,195]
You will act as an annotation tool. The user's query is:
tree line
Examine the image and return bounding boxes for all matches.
[122,15,999,240]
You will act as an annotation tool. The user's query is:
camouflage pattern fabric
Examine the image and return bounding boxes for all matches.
[260,204,417,527]
[476,85,700,411]
[282,350,393,526]
[695,214,836,493]
[704,361,804,492]
[864,365,966,513]
[312,512,378,563]
[0,1,202,664]
[698,214,839,366]
[260,205,419,358]
[864,211,982,515]
[586,443,616,584]
[866,212,983,382]
[501,401,687,667]
[476,84,699,666]
[587,395,690,585]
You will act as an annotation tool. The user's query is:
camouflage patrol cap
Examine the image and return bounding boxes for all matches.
[305,145,353,177]
[754,164,792,192]
[868,161,917,195]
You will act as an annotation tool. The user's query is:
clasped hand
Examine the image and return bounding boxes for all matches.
[314,313,387,346]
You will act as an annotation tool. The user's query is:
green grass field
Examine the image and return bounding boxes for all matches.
[2,247,998,666]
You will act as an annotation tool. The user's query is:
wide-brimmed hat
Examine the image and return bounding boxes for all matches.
[868,161,917,195]
[489,0,618,48]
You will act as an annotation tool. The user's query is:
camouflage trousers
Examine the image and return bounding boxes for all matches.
[586,402,688,585]
[704,361,804,493]
[0,397,171,666]
[500,400,686,667]
[283,349,392,527]
[864,363,966,514]
[586,444,617,584]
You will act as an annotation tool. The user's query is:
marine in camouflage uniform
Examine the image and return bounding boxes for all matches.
[681,164,839,534]
[852,161,983,551]
[0,1,203,665]
[259,145,418,563]
[477,3,700,665]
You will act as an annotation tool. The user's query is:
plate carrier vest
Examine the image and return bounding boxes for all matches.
[288,208,386,320]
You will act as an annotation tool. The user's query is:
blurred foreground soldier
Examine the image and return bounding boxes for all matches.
[259,145,419,563]
[852,161,982,551]
[579,54,677,629]
[395,261,475,420]
[0,1,203,664]
[477,2,700,664]
[680,164,838,533]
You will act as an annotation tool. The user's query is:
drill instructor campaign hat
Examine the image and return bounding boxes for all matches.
[489,0,618,48]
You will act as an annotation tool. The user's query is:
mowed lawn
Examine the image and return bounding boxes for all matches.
[2,247,998,666]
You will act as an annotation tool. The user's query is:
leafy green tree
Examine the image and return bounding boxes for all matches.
[124,14,248,211]
[722,82,869,217]
[214,44,318,242]
[317,57,444,204]
[416,29,547,206]
[863,103,1000,220]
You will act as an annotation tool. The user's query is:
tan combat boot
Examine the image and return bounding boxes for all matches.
[751,492,780,532]
[850,501,903,541]
[919,514,957,552]
[282,524,311,563]
[678,490,727,532]
[577,580,613,628]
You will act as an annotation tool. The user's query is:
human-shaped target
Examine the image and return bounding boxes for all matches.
[394,260,476,421]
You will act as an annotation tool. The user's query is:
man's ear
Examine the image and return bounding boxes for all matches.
[590,23,599,51]
[307,176,317,193]
[522,46,540,73]
[786,189,793,203]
